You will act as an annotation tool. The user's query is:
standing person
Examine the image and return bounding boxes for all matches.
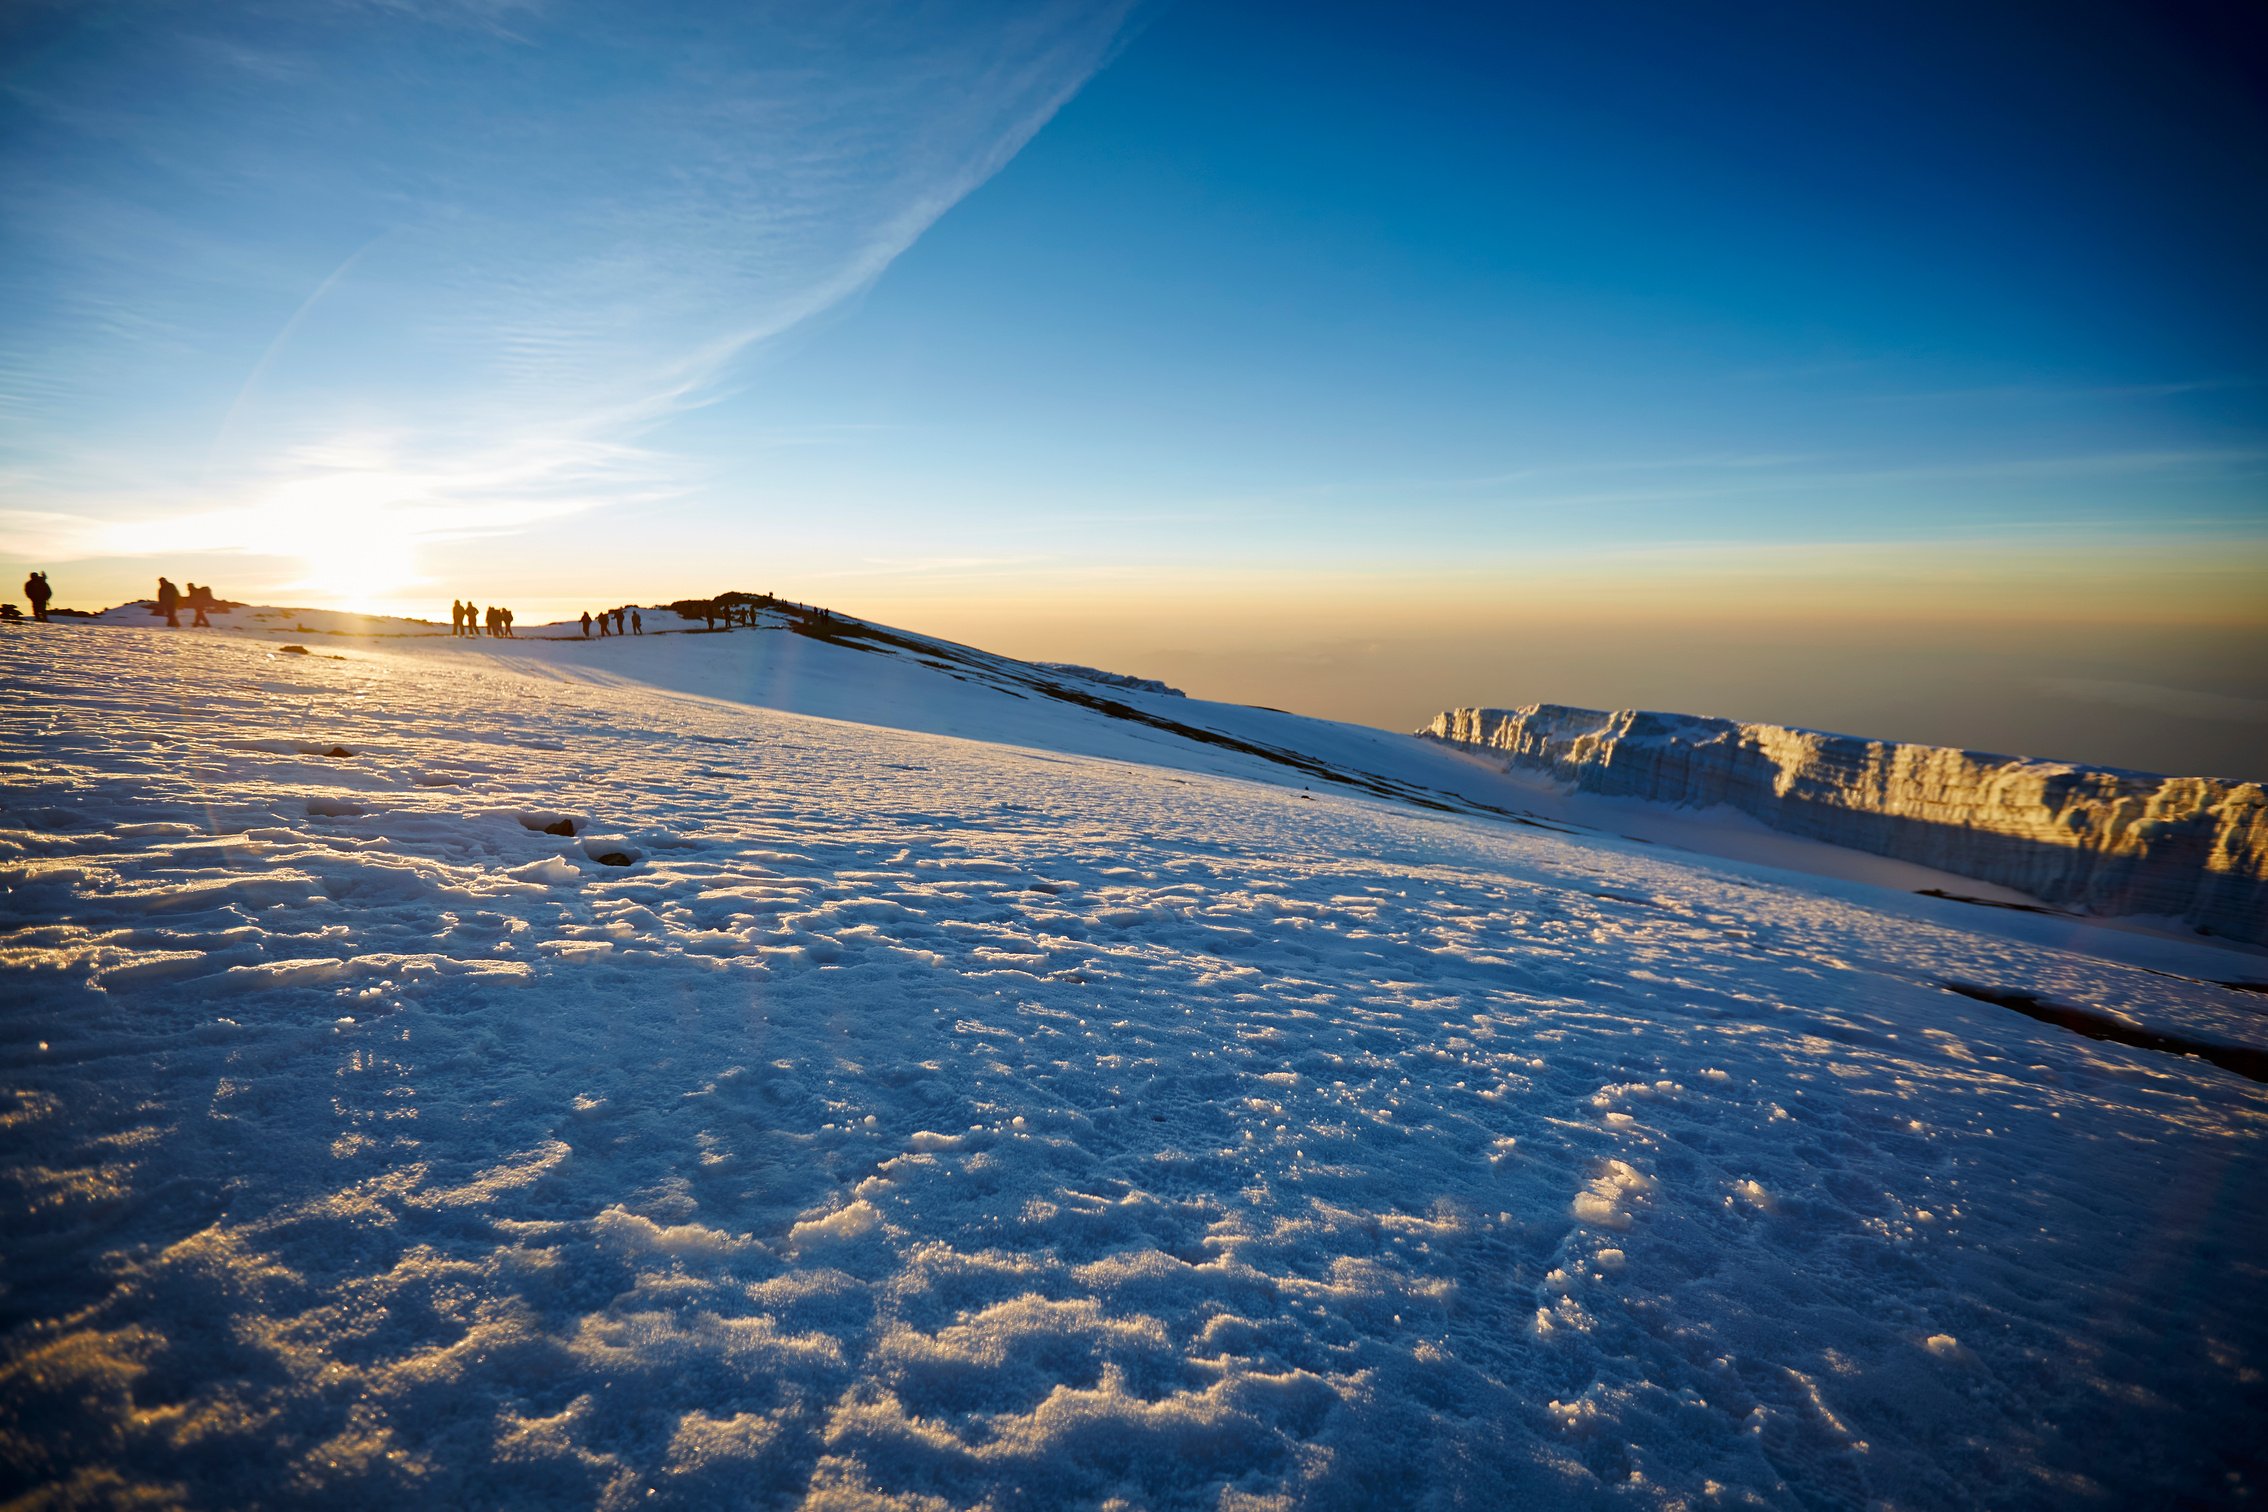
[453,599,467,636]
[156,577,180,627]
[468,604,482,638]
[613,607,626,636]
[23,572,51,622]
[185,583,212,627]
[596,609,611,637]
[631,609,642,635]
[580,610,592,638]
[502,607,514,638]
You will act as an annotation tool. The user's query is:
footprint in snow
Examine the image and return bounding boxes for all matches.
[578,837,643,868]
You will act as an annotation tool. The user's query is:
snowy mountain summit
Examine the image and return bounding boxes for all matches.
[3,613,2264,1508]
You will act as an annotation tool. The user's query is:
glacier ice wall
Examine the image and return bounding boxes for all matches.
[1421,705,2268,945]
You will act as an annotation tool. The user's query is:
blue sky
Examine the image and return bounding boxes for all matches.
[4,0,2265,770]
[712,1,2268,575]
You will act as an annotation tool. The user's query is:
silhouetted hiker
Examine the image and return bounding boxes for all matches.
[502,607,514,637]
[186,584,214,627]
[597,608,611,637]
[23,572,51,622]
[580,610,592,638]
[631,610,642,635]
[156,577,180,626]
[613,607,626,635]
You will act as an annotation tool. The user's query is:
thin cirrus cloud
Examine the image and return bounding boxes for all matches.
[0,0,1140,588]
[2042,679,2268,726]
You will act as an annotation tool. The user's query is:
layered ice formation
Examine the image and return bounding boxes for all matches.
[1421,704,2268,944]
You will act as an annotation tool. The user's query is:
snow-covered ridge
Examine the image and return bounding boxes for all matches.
[1033,662,1185,697]
[1421,704,2268,944]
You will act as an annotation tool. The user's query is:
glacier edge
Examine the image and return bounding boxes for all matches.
[1419,704,2268,945]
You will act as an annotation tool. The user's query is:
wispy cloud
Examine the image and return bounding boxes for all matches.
[1863,376,2265,405]
[1176,444,2268,522]
[2041,678,2268,725]
[0,0,1139,584]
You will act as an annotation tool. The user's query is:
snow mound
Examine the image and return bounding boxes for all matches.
[1035,662,1186,697]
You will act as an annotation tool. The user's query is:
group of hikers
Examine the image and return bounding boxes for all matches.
[154,577,222,627]
[451,600,515,637]
[581,607,641,637]
[7,574,225,626]
[685,593,822,630]
[7,576,817,640]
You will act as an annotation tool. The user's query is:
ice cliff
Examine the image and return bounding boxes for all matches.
[1421,704,2268,944]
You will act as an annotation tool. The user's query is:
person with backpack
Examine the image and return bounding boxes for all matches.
[22,572,51,622]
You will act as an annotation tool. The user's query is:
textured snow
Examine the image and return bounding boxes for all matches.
[4,622,2266,1508]
[1424,704,2268,945]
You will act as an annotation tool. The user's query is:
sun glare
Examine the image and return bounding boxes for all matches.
[272,472,426,612]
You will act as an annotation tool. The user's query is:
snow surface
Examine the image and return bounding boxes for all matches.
[4,619,2266,1508]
